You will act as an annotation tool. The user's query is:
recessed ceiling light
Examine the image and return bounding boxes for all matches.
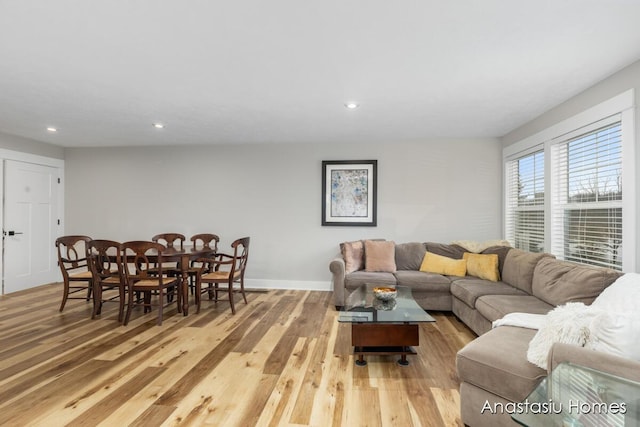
[153,123,165,129]
[344,102,360,110]
[46,127,57,132]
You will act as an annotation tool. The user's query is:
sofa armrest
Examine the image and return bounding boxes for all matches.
[548,343,640,383]
[330,254,346,308]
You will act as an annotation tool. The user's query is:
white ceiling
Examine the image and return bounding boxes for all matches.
[1,1,640,148]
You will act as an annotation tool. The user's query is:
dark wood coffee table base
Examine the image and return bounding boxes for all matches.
[351,323,419,366]
[354,346,417,366]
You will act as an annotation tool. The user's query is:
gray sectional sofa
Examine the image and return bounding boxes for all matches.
[329,241,640,426]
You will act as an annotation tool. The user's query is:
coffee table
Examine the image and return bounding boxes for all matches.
[338,284,435,366]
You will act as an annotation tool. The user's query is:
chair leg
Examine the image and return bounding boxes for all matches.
[59,281,70,312]
[239,278,247,304]
[118,286,126,323]
[157,289,164,326]
[195,277,202,313]
[167,284,174,303]
[228,281,235,314]
[86,282,93,301]
[176,282,182,315]
[144,292,152,313]
[92,284,102,319]
[124,288,135,326]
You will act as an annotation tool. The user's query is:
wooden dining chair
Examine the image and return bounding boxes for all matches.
[151,233,185,277]
[151,233,186,250]
[55,235,93,312]
[195,237,250,314]
[87,239,126,322]
[122,241,180,326]
[187,233,220,293]
[190,233,220,252]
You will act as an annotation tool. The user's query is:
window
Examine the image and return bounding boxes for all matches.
[505,150,545,253]
[503,89,635,272]
[551,120,622,269]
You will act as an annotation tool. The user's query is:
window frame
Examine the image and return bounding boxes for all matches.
[505,148,545,253]
[503,89,636,272]
[549,119,623,269]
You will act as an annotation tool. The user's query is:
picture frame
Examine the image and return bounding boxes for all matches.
[322,160,377,226]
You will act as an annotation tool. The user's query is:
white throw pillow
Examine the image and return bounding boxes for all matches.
[587,312,640,362]
[591,273,640,312]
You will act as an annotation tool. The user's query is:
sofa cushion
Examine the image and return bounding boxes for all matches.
[344,271,396,289]
[450,278,527,308]
[452,298,493,336]
[531,257,622,306]
[420,252,466,277]
[475,294,553,323]
[501,249,553,294]
[394,242,426,270]
[480,245,512,275]
[463,253,500,282]
[364,240,396,272]
[340,240,364,273]
[393,270,451,292]
[456,326,546,402]
[424,242,466,259]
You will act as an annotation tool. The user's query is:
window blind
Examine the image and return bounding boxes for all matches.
[550,119,623,270]
[505,149,545,253]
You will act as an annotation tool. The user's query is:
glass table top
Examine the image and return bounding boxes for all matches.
[512,362,640,427]
[338,284,435,324]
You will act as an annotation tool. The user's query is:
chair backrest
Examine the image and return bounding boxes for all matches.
[151,233,185,250]
[231,237,250,278]
[87,239,122,281]
[191,233,220,251]
[55,235,92,277]
[121,241,167,280]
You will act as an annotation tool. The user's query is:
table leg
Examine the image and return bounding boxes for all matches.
[181,255,189,316]
[355,352,367,367]
[397,354,409,366]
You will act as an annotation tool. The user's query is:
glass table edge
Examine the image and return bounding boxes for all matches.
[338,284,435,323]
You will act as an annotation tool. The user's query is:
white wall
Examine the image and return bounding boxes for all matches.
[502,59,640,146]
[64,139,503,289]
[502,58,640,271]
[0,131,64,159]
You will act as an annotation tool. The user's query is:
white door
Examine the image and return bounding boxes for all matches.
[3,160,60,293]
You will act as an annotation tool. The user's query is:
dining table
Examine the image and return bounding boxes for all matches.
[160,246,216,315]
[94,243,217,318]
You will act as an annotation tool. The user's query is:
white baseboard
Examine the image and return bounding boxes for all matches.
[244,279,332,291]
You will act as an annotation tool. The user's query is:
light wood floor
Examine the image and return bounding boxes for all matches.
[0,283,476,426]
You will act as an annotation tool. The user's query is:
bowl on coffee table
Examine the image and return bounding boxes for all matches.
[373,286,397,302]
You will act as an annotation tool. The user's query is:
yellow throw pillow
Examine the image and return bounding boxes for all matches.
[463,252,500,282]
[419,252,466,277]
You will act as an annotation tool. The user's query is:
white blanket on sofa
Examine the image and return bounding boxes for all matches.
[492,303,602,370]
[491,312,546,330]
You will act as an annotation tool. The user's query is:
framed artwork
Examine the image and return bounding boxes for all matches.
[322,160,377,226]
